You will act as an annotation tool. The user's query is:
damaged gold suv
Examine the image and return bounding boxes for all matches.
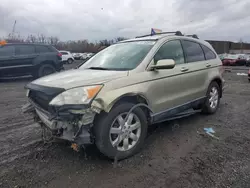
[23,31,225,159]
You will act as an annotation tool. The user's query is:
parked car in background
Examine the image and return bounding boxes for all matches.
[23,32,225,159]
[246,55,250,67]
[73,53,82,60]
[86,53,94,58]
[222,54,246,66]
[0,43,63,78]
[59,51,74,64]
[80,53,88,60]
[218,53,227,61]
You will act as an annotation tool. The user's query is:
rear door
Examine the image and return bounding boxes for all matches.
[179,40,208,102]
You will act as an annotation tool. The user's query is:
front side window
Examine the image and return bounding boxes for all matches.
[153,40,185,65]
[80,41,155,70]
[0,45,15,56]
[182,40,205,63]
[201,45,216,60]
[16,45,35,55]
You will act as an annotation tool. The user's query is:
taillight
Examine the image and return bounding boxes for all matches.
[248,69,250,74]
[57,52,62,60]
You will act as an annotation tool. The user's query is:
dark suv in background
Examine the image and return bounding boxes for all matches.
[0,43,63,78]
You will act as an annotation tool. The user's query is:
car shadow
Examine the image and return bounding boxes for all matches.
[48,111,201,163]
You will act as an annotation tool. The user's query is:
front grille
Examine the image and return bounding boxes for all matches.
[26,83,65,112]
[29,90,53,111]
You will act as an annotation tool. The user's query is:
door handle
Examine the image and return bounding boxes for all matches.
[206,63,211,67]
[181,67,189,72]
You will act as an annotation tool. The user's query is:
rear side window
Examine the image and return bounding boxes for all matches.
[60,52,68,55]
[0,45,15,56]
[36,45,51,53]
[16,45,35,55]
[201,45,216,60]
[182,40,205,63]
[154,40,185,65]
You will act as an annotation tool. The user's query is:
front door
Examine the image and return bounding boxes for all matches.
[0,45,17,76]
[15,44,37,75]
[141,39,192,122]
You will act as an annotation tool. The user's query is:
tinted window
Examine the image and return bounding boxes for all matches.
[182,40,205,63]
[16,45,35,55]
[0,45,15,56]
[201,45,216,60]
[60,52,68,55]
[36,45,51,53]
[154,40,184,65]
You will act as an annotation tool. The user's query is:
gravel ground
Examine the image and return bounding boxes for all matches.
[0,63,250,188]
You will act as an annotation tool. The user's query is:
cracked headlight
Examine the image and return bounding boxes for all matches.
[49,85,102,106]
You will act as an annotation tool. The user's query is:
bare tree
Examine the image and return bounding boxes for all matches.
[38,34,47,43]
[26,35,37,43]
[1,33,130,53]
[48,36,59,45]
[115,37,127,42]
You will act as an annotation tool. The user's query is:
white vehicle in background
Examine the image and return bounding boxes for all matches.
[86,53,94,58]
[73,53,83,60]
[59,51,74,64]
[80,53,88,60]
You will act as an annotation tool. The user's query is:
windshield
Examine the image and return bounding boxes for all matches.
[80,41,155,71]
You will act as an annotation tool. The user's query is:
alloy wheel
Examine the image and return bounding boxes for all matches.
[109,112,141,151]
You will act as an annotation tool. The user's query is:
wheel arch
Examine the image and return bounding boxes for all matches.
[107,93,150,112]
[37,60,56,68]
[210,77,222,98]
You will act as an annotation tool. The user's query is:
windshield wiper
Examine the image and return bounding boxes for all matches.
[88,67,109,70]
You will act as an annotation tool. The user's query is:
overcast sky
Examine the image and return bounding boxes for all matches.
[1,0,250,42]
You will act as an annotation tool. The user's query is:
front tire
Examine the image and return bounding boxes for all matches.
[94,103,148,160]
[33,64,56,78]
[202,82,220,114]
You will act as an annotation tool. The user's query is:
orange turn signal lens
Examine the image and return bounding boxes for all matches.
[86,85,102,99]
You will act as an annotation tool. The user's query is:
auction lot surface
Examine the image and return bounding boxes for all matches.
[0,63,250,188]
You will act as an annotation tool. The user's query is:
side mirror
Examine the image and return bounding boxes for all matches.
[149,59,176,70]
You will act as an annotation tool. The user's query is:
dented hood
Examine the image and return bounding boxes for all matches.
[32,68,128,89]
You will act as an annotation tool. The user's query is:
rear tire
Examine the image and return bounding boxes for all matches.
[201,82,220,114]
[94,103,148,160]
[67,58,73,64]
[33,64,56,78]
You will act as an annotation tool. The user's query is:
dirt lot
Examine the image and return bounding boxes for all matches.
[0,63,250,188]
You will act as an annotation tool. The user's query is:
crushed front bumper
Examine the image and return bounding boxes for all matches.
[22,102,96,145]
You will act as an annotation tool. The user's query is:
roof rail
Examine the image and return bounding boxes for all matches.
[186,34,199,39]
[135,31,183,38]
